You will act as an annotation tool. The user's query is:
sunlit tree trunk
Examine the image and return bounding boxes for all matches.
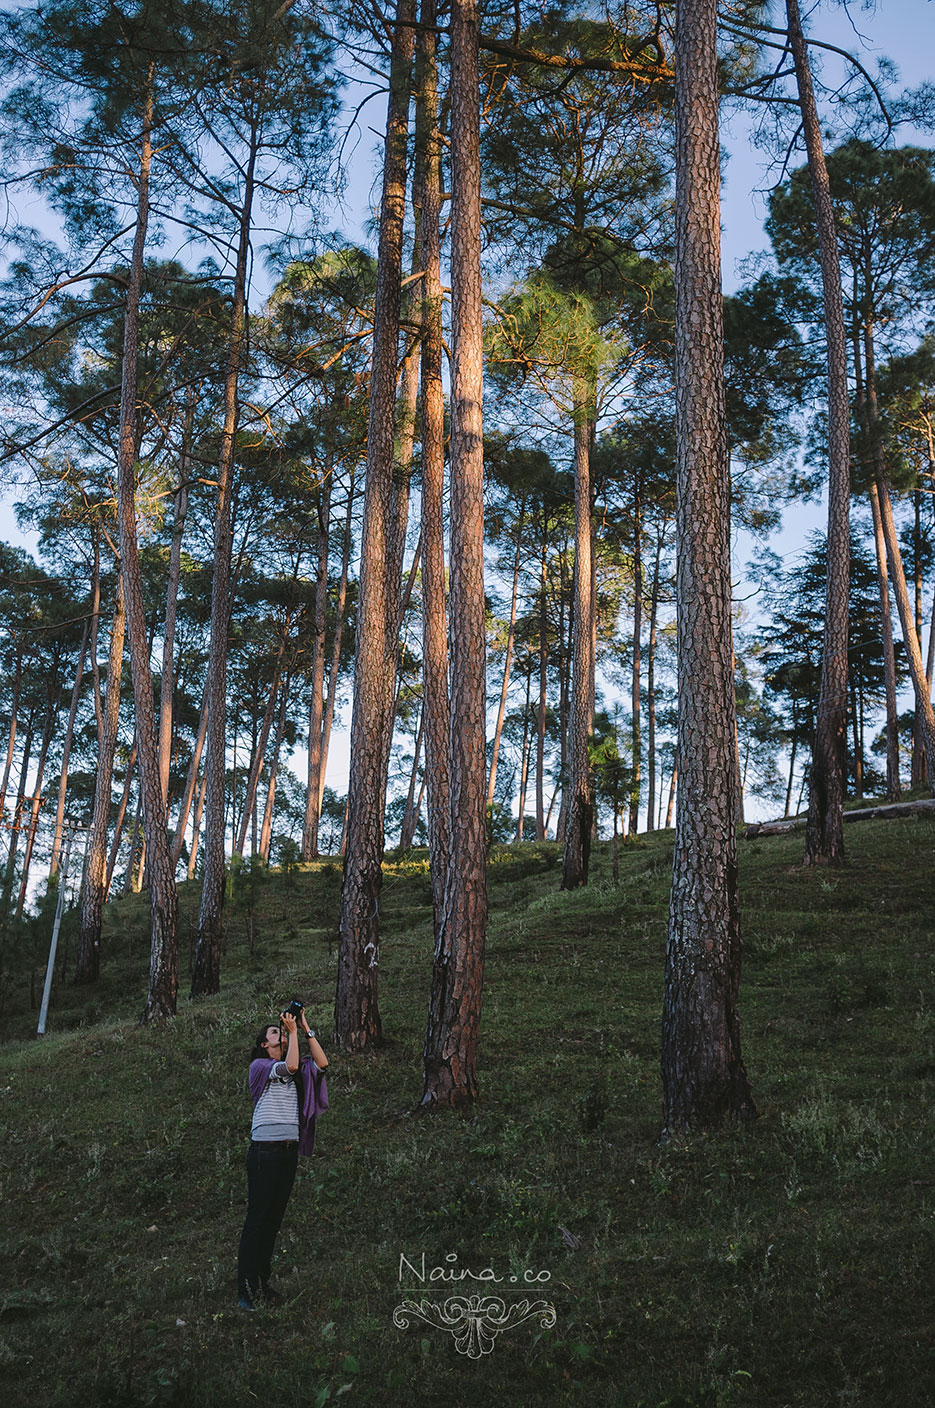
[75,579,125,985]
[259,679,290,864]
[786,0,851,866]
[171,679,208,868]
[536,526,548,839]
[863,319,935,788]
[192,125,259,997]
[415,0,451,922]
[661,0,755,1136]
[335,0,415,1049]
[115,80,178,1023]
[302,465,332,860]
[157,408,191,810]
[561,377,595,888]
[421,0,486,1108]
[316,471,355,827]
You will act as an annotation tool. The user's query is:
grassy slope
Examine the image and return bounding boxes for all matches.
[1,817,933,1407]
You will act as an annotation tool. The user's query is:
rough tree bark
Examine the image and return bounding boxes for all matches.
[421,0,487,1108]
[335,0,415,1049]
[191,125,258,997]
[415,0,451,924]
[114,81,179,1023]
[661,0,756,1136]
[786,0,851,866]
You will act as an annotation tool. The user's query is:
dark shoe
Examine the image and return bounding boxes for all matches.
[237,1291,257,1311]
[261,1284,283,1304]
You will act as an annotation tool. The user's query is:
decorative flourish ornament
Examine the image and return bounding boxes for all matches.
[393,1294,557,1357]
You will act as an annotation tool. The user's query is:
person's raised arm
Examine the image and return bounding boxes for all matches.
[281,1011,300,1073]
[301,1015,328,1069]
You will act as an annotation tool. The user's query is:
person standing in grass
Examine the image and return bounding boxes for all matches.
[237,1004,329,1310]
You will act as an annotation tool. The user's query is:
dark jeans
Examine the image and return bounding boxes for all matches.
[237,1141,298,1295]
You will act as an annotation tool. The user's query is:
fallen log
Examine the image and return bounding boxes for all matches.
[744,798,935,840]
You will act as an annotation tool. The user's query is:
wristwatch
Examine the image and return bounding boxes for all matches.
[306,1029,316,1040]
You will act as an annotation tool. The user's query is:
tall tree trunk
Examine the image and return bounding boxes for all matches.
[646,529,663,831]
[786,0,851,866]
[115,79,178,1023]
[911,489,924,787]
[661,0,755,1136]
[561,377,595,888]
[0,640,22,823]
[487,501,526,808]
[90,530,104,746]
[335,0,415,1049]
[665,758,677,829]
[235,630,288,855]
[421,0,486,1108]
[316,471,355,827]
[516,661,532,841]
[536,525,548,840]
[75,579,126,985]
[302,465,332,859]
[157,408,192,809]
[863,319,935,789]
[188,768,207,880]
[416,0,451,924]
[629,475,643,836]
[170,679,208,868]
[1,716,34,928]
[869,481,902,799]
[49,617,90,878]
[192,125,259,997]
[16,686,59,920]
[399,706,424,850]
[106,738,137,896]
[874,473,935,786]
[259,678,290,864]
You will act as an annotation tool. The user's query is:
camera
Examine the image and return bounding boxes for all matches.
[282,998,305,1019]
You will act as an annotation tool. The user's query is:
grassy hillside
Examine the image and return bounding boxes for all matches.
[2,816,933,1407]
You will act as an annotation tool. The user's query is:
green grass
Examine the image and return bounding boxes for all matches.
[1,815,934,1406]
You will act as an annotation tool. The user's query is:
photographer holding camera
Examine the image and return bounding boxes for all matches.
[237,1000,329,1310]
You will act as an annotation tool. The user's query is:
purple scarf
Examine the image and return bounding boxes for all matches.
[248,1056,329,1157]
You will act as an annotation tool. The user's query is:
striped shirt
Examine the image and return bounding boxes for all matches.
[250,1060,299,1141]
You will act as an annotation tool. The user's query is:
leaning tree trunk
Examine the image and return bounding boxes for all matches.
[75,578,126,985]
[863,319,935,789]
[192,126,258,997]
[115,81,179,1023]
[661,0,756,1137]
[335,0,415,1050]
[421,0,486,1109]
[561,376,596,889]
[869,480,902,799]
[106,738,137,896]
[787,0,851,866]
[415,0,451,925]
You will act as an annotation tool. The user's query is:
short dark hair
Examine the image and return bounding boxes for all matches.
[249,1022,278,1062]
